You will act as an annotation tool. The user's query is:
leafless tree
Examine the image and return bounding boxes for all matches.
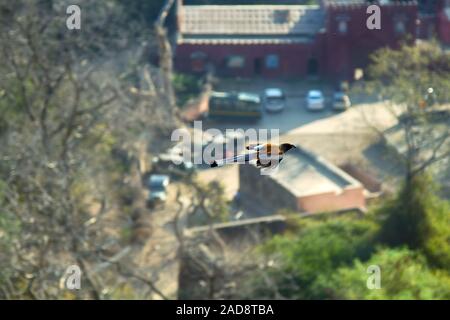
[0,0,180,299]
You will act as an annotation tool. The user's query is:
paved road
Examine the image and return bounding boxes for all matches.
[203,78,338,135]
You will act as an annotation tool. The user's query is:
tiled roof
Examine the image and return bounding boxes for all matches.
[179,35,315,45]
[323,0,367,4]
[323,0,416,6]
[180,5,325,36]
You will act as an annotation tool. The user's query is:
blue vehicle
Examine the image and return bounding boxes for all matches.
[146,174,170,208]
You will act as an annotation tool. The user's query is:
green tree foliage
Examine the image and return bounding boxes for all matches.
[316,248,450,300]
[241,171,450,299]
[376,174,450,269]
[247,217,378,299]
[367,42,450,101]
[242,174,450,299]
[173,73,202,107]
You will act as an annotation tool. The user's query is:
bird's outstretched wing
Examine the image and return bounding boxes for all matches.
[246,144,266,151]
[210,152,258,167]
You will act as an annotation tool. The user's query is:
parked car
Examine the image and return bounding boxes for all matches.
[263,88,286,113]
[151,153,195,180]
[306,90,325,111]
[332,91,351,111]
[146,174,170,208]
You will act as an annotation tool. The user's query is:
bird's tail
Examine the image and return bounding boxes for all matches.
[210,153,254,168]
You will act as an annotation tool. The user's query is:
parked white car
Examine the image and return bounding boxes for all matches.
[263,88,286,113]
[306,90,325,111]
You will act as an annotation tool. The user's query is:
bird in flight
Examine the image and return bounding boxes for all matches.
[210,143,296,169]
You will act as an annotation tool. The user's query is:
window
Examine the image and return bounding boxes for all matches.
[273,10,290,24]
[336,15,349,34]
[338,20,347,34]
[427,24,434,39]
[190,51,206,60]
[307,58,318,76]
[226,55,245,68]
[265,54,279,69]
[190,51,207,72]
[395,20,406,34]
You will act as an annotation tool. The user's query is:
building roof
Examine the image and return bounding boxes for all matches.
[323,0,367,5]
[323,0,417,6]
[180,5,325,43]
[179,35,315,45]
[267,147,362,198]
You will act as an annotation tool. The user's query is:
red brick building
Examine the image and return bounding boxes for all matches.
[174,0,450,80]
[437,0,450,43]
[238,146,367,214]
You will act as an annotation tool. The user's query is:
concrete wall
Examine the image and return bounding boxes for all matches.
[175,40,325,78]
[187,215,288,244]
[297,186,366,213]
[239,164,299,212]
[339,163,382,193]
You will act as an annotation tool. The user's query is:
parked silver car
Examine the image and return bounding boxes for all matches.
[306,90,325,111]
[263,88,286,113]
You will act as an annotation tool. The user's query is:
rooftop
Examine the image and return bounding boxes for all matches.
[180,5,325,41]
[323,0,416,6]
[267,147,362,197]
[323,0,367,4]
[179,35,315,45]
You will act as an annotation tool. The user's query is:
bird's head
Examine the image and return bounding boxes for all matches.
[280,143,297,153]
